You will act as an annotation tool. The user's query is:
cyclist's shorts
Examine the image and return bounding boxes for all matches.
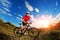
[22,22,27,26]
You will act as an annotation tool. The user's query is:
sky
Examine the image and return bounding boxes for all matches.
[0,0,60,27]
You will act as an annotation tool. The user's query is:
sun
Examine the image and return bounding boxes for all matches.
[31,15,55,28]
[40,19,50,28]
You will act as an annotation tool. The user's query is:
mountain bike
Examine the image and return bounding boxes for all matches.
[13,23,39,38]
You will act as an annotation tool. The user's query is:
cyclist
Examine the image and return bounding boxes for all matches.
[19,13,31,33]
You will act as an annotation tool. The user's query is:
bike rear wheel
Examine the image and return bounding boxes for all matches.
[13,27,22,37]
[28,27,39,38]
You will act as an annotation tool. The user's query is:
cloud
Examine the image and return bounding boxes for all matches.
[16,17,22,21]
[0,0,11,8]
[5,0,11,4]
[30,15,34,20]
[55,1,58,10]
[55,13,60,21]
[37,15,40,17]
[7,13,12,16]
[0,0,12,17]
[18,14,22,18]
[56,1,58,7]
[0,8,7,14]
[0,0,11,13]
[0,8,12,16]
[26,11,30,13]
[2,7,10,12]
[25,1,33,11]
[35,8,39,13]
[49,13,60,26]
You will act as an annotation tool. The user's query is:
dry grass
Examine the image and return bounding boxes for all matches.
[0,19,60,40]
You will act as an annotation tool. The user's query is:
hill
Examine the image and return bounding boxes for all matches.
[0,19,60,40]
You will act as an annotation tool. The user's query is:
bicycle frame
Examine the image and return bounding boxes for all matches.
[21,24,31,34]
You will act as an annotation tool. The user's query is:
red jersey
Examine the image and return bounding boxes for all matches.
[22,15,30,22]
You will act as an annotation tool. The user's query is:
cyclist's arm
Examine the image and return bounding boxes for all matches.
[22,19,26,23]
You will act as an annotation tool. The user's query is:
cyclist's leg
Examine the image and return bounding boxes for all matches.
[19,22,26,33]
[20,22,27,30]
[20,25,26,30]
[19,25,26,33]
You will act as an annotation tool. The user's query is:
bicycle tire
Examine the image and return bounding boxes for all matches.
[13,27,22,37]
[28,27,39,38]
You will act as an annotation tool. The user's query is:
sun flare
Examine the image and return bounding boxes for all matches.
[40,19,50,28]
[31,15,57,28]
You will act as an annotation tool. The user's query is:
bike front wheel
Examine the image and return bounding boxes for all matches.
[28,27,39,38]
